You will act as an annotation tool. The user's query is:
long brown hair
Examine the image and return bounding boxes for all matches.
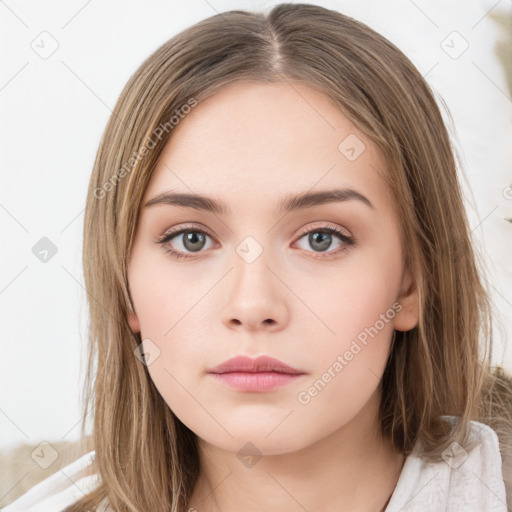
[65,3,512,511]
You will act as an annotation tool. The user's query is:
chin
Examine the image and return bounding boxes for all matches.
[195,424,314,457]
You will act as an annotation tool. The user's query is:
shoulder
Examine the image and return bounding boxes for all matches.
[385,416,508,512]
[2,450,101,512]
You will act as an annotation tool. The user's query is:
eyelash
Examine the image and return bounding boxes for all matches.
[155,224,356,261]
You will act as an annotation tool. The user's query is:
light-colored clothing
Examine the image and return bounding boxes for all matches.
[2,451,103,512]
[3,417,507,511]
[386,417,507,511]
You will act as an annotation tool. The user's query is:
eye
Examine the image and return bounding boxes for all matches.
[155,225,215,260]
[293,224,356,259]
[155,223,356,260]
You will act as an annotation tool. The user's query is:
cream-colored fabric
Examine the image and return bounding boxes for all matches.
[0,437,94,509]
[1,449,103,512]
[386,418,508,511]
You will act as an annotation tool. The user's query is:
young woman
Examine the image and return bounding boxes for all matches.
[5,3,511,511]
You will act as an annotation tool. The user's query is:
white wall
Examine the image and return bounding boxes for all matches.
[1,0,511,453]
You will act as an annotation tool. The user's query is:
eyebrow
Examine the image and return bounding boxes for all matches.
[144,188,375,214]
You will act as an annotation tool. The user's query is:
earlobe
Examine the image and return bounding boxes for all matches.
[394,269,420,332]
[128,311,141,333]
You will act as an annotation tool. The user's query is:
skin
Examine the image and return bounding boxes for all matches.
[126,81,419,512]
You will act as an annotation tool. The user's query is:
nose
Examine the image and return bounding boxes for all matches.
[220,252,290,333]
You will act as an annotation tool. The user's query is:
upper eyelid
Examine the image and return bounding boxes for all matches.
[296,222,351,238]
[157,222,353,245]
[157,223,214,241]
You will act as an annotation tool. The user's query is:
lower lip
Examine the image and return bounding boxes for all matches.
[210,371,304,392]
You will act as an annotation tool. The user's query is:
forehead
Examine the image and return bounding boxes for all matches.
[143,81,394,217]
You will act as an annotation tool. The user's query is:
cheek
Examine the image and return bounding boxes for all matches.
[291,241,402,351]
[292,271,399,434]
[128,241,209,340]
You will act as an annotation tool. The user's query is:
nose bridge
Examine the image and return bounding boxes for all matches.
[230,232,275,293]
[227,202,295,287]
[222,203,291,287]
[235,233,267,267]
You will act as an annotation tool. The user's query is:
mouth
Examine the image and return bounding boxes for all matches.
[208,355,306,392]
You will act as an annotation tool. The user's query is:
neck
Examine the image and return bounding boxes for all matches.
[188,390,405,512]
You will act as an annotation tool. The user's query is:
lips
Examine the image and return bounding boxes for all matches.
[208,355,306,392]
[208,355,305,375]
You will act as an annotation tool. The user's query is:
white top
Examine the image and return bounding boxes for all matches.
[3,418,508,512]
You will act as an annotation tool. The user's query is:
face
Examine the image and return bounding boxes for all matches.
[126,81,419,455]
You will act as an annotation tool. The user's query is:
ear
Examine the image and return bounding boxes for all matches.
[394,267,419,332]
[127,310,141,334]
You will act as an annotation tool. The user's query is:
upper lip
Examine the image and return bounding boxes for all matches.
[209,355,305,375]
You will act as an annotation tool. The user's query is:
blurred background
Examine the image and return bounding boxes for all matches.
[1,0,511,506]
